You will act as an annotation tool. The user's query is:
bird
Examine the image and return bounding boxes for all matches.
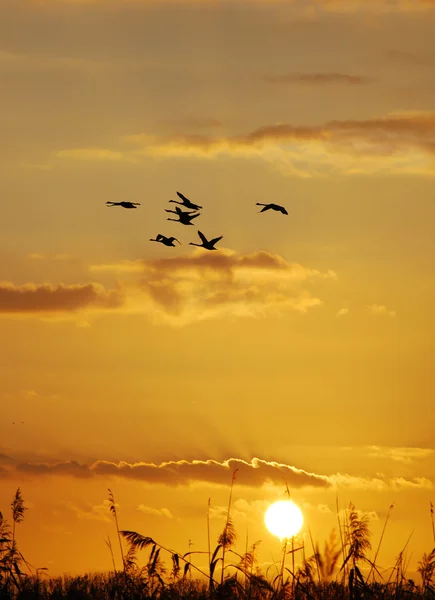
[166,206,200,225]
[150,234,181,247]
[168,191,202,211]
[189,230,223,250]
[256,203,288,215]
[106,201,140,209]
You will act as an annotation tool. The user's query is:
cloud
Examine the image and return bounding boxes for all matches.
[138,505,173,519]
[0,281,123,316]
[368,446,434,463]
[0,49,106,74]
[1,251,335,324]
[17,0,435,13]
[27,253,77,262]
[91,249,335,325]
[367,304,396,317]
[390,477,433,490]
[302,501,333,514]
[92,458,330,488]
[336,308,349,317]
[56,148,134,162]
[157,118,224,132]
[5,455,433,493]
[10,457,330,489]
[17,460,94,478]
[66,110,435,178]
[265,73,374,85]
[329,473,433,491]
[385,50,434,67]
[63,500,111,523]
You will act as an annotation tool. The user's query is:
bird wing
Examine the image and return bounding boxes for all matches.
[260,205,270,212]
[174,238,181,244]
[280,206,288,215]
[188,213,200,220]
[156,234,164,241]
[197,230,208,244]
[209,236,223,246]
[177,191,190,202]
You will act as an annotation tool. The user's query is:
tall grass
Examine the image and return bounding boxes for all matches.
[1,487,435,599]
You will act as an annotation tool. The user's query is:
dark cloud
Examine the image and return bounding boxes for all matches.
[385,49,434,67]
[265,73,375,85]
[0,282,123,314]
[11,457,330,489]
[16,460,93,478]
[5,455,433,491]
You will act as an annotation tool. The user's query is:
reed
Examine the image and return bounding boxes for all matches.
[2,487,435,600]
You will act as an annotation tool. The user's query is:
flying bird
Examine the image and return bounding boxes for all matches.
[106,201,141,209]
[168,191,202,211]
[166,206,200,225]
[189,230,223,250]
[256,203,288,215]
[150,234,181,247]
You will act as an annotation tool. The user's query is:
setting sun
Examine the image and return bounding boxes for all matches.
[265,500,304,539]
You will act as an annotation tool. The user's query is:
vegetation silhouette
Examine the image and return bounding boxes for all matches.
[1,487,435,599]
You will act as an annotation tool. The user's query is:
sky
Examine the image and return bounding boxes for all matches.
[1,0,435,582]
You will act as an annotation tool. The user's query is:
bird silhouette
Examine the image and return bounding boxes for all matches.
[168,191,202,211]
[256,203,288,215]
[166,206,200,225]
[189,230,223,250]
[150,234,181,247]
[106,201,141,209]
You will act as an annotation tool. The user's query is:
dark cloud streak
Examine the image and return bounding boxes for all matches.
[265,73,375,85]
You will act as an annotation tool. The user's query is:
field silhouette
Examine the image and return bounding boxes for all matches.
[1,484,435,599]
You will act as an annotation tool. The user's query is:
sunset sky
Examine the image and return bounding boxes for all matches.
[1,0,435,581]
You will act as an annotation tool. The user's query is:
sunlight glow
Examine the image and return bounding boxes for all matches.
[264,500,304,539]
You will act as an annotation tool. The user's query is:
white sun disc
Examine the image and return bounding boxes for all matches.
[265,500,304,539]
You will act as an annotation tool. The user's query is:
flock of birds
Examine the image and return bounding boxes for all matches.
[106,191,288,250]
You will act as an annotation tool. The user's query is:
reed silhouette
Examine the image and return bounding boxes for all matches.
[1,487,434,600]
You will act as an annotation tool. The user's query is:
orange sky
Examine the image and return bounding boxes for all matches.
[1,0,435,582]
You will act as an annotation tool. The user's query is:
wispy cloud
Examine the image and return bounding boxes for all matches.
[265,73,374,85]
[158,117,224,131]
[367,304,396,317]
[336,308,349,317]
[60,111,435,177]
[19,0,435,13]
[0,49,106,74]
[385,49,434,67]
[1,251,335,324]
[56,148,135,162]
[91,249,335,325]
[368,446,434,463]
[329,473,433,491]
[137,505,173,519]
[63,500,111,523]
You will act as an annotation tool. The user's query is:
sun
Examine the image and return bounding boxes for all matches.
[264,500,304,539]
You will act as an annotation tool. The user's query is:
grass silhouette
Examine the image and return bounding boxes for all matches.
[1,487,435,599]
